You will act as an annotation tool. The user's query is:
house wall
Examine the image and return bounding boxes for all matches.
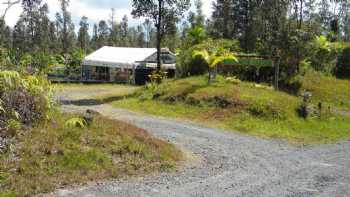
[82,65,132,83]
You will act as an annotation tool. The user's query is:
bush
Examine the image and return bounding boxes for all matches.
[335,47,350,78]
[248,101,286,120]
[0,71,54,135]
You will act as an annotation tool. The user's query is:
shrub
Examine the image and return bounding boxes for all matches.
[335,47,350,79]
[248,101,286,120]
[0,71,54,134]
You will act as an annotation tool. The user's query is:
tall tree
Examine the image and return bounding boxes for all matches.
[48,21,58,52]
[78,16,90,51]
[36,3,50,52]
[210,0,234,39]
[132,0,190,73]
[21,0,41,49]
[97,20,109,48]
[143,19,153,47]
[120,15,129,46]
[58,0,70,53]
[108,8,120,46]
[90,24,98,50]
[12,15,27,52]
[137,25,146,47]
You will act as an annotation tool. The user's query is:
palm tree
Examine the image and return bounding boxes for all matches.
[192,49,238,83]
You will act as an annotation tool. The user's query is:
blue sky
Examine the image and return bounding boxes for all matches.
[1,0,214,29]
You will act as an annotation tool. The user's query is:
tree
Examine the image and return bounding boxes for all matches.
[108,8,120,46]
[90,24,98,50]
[120,15,129,46]
[58,0,71,53]
[36,3,50,52]
[143,19,153,47]
[210,0,234,39]
[21,0,42,50]
[97,20,109,48]
[78,16,90,51]
[12,16,27,52]
[137,25,145,47]
[48,21,58,52]
[132,0,190,74]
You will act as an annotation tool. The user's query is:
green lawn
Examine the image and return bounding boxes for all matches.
[0,112,182,196]
[112,75,350,144]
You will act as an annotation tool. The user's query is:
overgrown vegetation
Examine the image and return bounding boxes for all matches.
[298,70,350,110]
[113,75,350,144]
[0,72,181,196]
[0,112,182,196]
[0,71,53,137]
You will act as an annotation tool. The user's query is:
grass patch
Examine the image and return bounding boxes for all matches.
[56,84,140,102]
[0,112,182,196]
[112,75,350,144]
[300,70,350,110]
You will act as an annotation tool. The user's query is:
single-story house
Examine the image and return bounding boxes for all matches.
[82,46,176,85]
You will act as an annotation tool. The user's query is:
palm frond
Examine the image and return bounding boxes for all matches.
[192,50,210,62]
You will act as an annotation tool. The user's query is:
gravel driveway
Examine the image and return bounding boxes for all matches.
[50,103,350,197]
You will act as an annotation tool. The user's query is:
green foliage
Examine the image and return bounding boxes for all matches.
[186,26,207,45]
[248,101,286,120]
[307,35,340,74]
[225,76,241,84]
[148,70,168,84]
[335,47,350,79]
[299,70,350,110]
[65,117,87,128]
[191,48,237,82]
[177,39,240,78]
[0,71,54,134]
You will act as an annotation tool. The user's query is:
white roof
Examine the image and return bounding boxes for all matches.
[83,46,157,68]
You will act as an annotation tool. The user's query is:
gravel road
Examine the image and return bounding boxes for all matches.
[51,103,350,197]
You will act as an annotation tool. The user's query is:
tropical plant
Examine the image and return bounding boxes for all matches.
[177,39,240,78]
[307,35,339,73]
[187,26,206,45]
[65,117,87,128]
[0,71,54,133]
[192,49,238,83]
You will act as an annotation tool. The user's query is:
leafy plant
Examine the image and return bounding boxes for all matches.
[335,47,350,79]
[176,39,241,77]
[0,71,54,133]
[192,49,238,83]
[65,117,87,128]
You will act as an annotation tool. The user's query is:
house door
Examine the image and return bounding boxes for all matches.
[96,67,110,81]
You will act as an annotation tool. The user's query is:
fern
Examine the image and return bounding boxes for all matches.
[65,118,87,128]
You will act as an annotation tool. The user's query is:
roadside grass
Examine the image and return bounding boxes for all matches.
[55,83,140,102]
[0,112,182,197]
[300,70,350,110]
[112,75,350,144]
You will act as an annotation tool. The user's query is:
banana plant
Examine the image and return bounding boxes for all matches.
[192,49,238,83]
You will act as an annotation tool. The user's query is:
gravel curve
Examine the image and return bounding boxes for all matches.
[52,104,350,197]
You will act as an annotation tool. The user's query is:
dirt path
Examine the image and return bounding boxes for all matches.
[50,103,350,197]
